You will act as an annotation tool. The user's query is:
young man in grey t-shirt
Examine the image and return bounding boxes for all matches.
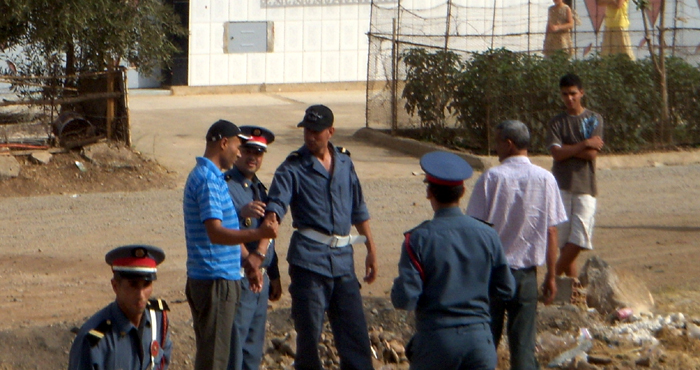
[546,73,604,278]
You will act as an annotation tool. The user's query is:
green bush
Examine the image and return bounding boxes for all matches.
[400,48,700,154]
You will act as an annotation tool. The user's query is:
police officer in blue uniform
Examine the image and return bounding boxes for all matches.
[264,104,378,370]
[391,152,516,370]
[68,245,172,370]
[224,126,282,370]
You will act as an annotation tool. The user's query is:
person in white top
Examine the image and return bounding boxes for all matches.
[466,120,567,370]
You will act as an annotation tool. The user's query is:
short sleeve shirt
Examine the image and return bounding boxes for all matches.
[183,156,242,280]
[604,0,630,29]
[466,156,568,269]
[547,109,604,196]
[265,144,370,277]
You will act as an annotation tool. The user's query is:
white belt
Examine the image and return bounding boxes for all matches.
[149,309,157,370]
[297,229,367,248]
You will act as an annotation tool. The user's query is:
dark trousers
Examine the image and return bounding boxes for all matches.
[406,322,496,370]
[186,278,241,370]
[288,265,374,370]
[490,267,539,370]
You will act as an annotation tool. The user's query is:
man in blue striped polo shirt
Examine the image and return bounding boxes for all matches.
[183,119,278,370]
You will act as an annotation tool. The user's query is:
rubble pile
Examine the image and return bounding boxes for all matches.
[250,257,700,369]
[260,326,409,370]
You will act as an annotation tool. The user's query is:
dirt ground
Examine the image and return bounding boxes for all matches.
[2,90,700,369]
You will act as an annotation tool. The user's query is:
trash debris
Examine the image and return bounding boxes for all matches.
[615,307,634,321]
[547,328,593,368]
[74,161,87,172]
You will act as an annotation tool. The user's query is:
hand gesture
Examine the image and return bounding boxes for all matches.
[243,257,264,293]
[585,136,604,151]
[541,274,557,305]
[269,279,282,301]
[364,251,377,284]
[239,201,266,219]
[258,213,278,239]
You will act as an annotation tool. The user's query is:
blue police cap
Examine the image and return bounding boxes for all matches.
[420,151,473,185]
[240,126,275,152]
[105,245,165,281]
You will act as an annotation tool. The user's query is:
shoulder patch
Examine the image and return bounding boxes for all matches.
[336,146,351,156]
[87,320,112,347]
[404,220,430,236]
[286,151,301,161]
[470,216,494,228]
[148,298,170,311]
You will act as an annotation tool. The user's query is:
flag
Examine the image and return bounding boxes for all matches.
[584,0,607,34]
[647,0,662,26]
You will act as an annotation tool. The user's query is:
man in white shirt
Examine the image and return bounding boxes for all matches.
[466,120,567,370]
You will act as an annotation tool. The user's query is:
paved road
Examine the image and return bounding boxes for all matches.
[129,89,416,186]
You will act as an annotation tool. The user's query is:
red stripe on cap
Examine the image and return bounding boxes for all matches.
[112,257,157,268]
[248,136,268,145]
[425,174,463,186]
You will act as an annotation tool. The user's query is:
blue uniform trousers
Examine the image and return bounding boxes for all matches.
[406,322,496,370]
[489,267,539,370]
[288,265,373,370]
[229,274,270,370]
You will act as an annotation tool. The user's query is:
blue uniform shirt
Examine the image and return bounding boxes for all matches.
[68,300,172,370]
[266,144,369,277]
[224,167,280,280]
[391,207,516,331]
[183,156,242,281]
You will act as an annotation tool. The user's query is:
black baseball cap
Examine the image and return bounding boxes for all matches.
[206,119,250,142]
[297,105,334,131]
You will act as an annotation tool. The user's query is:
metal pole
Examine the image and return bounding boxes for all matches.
[491,0,497,49]
[445,0,452,51]
[528,0,531,54]
[365,0,375,128]
[391,17,398,133]
[671,0,679,57]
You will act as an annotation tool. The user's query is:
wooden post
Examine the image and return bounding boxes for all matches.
[106,64,116,141]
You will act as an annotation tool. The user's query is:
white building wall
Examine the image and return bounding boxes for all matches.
[187,0,700,86]
[188,0,376,86]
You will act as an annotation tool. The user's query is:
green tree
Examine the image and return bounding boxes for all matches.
[0,0,184,76]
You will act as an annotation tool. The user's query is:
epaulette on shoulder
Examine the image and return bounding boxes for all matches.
[336,146,351,156]
[87,319,112,347]
[148,298,170,311]
[404,220,430,236]
[470,216,494,228]
[224,174,232,181]
[286,151,301,161]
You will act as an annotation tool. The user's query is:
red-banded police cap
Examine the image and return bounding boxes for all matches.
[105,245,165,281]
[240,126,275,152]
[420,151,473,186]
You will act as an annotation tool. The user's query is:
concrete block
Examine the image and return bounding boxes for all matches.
[30,151,52,165]
[353,127,491,171]
[579,256,655,315]
[0,155,20,178]
[81,142,139,169]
